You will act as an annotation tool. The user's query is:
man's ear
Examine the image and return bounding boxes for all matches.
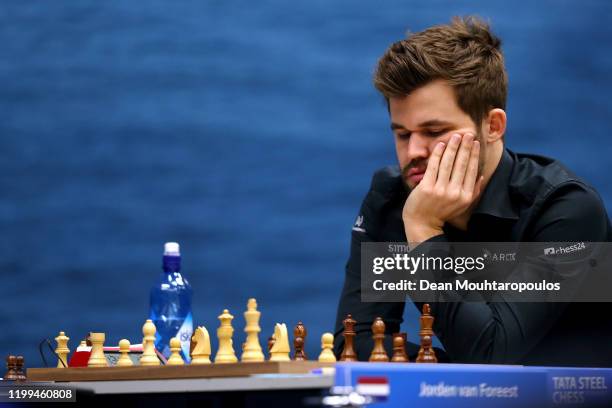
[485,108,506,142]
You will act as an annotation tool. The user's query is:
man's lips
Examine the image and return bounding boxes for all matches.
[408,172,425,184]
[405,168,426,184]
[407,167,426,176]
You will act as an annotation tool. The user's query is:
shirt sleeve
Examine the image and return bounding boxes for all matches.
[333,191,407,361]
[412,183,611,364]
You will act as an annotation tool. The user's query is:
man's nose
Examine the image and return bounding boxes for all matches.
[404,133,431,164]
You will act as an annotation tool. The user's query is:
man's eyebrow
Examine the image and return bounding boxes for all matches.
[418,119,453,128]
[390,119,453,131]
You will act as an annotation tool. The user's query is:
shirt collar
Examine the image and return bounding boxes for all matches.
[471,148,519,220]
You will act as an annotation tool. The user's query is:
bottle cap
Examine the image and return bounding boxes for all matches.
[164,242,180,256]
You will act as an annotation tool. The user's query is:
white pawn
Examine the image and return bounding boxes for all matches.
[55,331,70,368]
[117,339,133,367]
[191,326,211,364]
[140,319,160,366]
[166,338,185,365]
[318,333,337,363]
[269,323,290,362]
[88,332,108,367]
[215,309,238,363]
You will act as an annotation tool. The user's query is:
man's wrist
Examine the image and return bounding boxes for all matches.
[405,223,444,248]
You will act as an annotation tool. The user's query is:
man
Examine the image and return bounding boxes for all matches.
[334,16,612,366]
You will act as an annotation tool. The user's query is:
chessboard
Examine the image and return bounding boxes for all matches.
[15,300,436,385]
[27,361,332,382]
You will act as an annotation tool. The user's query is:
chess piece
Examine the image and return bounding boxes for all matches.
[369,317,389,362]
[420,304,434,337]
[15,356,26,381]
[391,333,409,362]
[293,321,307,361]
[141,319,160,366]
[416,335,438,363]
[416,304,437,363]
[55,331,70,368]
[191,326,211,364]
[167,338,185,365]
[318,333,337,363]
[87,332,108,367]
[117,339,133,367]
[215,309,238,363]
[241,298,265,362]
[269,323,290,361]
[4,355,18,381]
[340,314,357,362]
[267,336,275,352]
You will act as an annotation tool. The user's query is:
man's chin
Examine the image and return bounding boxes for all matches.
[403,178,418,191]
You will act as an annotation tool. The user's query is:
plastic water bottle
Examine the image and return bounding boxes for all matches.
[149,242,193,362]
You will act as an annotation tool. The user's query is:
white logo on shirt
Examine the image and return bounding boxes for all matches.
[352,215,366,233]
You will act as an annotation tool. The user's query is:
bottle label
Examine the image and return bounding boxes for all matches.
[177,312,193,362]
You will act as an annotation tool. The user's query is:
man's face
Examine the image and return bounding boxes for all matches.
[389,80,486,190]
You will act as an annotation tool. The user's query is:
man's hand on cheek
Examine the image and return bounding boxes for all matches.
[402,132,484,245]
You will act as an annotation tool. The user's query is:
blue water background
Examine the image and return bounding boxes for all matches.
[1,1,611,366]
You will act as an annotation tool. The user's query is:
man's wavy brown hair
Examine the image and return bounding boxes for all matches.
[374,16,508,127]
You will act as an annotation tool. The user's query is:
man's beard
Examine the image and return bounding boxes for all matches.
[401,130,485,191]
